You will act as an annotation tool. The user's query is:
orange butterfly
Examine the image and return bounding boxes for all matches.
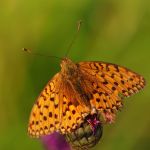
[28,57,145,138]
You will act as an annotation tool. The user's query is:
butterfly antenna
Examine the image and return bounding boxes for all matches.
[22,48,62,60]
[65,20,82,57]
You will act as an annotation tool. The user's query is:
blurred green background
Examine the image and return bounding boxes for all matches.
[0,0,150,150]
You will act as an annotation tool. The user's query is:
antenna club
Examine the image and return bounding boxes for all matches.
[22,48,31,53]
[77,20,83,31]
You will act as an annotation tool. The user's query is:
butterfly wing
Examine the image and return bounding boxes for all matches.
[78,61,145,119]
[28,73,89,138]
[28,73,61,137]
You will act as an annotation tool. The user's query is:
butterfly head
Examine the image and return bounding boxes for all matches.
[60,57,77,76]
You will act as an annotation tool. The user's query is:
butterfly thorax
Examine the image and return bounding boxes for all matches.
[60,58,91,110]
[60,58,78,79]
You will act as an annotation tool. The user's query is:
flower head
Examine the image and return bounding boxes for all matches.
[41,132,71,150]
[65,113,103,150]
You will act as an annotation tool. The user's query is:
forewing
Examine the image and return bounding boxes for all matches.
[28,73,89,138]
[78,61,145,113]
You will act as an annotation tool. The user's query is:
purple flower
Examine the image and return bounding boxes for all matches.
[66,113,103,150]
[41,132,71,150]
[86,114,100,135]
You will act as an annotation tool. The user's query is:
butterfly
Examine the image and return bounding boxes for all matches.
[28,57,145,138]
